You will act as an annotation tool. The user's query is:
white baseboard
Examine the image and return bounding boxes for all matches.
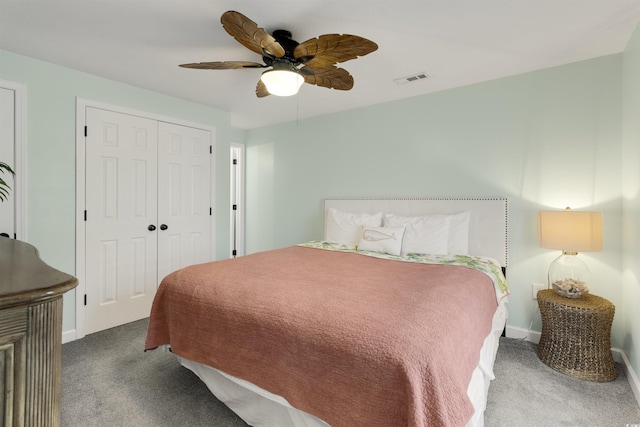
[620,350,640,408]
[62,329,77,344]
[505,325,640,408]
[505,325,541,344]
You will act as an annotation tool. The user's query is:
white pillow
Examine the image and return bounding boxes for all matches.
[325,208,383,246]
[383,213,449,255]
[447,211,470,255]
[358,225,406,256]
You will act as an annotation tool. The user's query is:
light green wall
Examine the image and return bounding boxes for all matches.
[0,49,241,333]
[245,54,626,348]
[622,25,640,383]
[1,38,635,377]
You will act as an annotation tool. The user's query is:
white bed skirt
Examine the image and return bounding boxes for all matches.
[178,299,507,427]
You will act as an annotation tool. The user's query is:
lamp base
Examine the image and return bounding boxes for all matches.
[548,251,590,299]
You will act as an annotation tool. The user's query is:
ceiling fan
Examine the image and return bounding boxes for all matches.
[179,11,378,97]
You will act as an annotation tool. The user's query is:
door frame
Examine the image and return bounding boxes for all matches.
[0,79,27,240]
[230,143,245,257]
[75,98,217,340]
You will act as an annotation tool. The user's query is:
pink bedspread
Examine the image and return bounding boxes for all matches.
[145,245,498,427]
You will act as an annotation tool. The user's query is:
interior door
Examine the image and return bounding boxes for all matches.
[157,122,211,281]
[0,87,15,238]
[83,108,213,334]
[85,107,159,334]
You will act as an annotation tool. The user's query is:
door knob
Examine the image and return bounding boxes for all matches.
[160,224,168,230]
[148,225,156,231]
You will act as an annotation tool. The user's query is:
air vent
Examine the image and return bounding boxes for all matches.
[394,72,429,85]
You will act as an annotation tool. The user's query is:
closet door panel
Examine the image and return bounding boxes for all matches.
[84,107,159,334]
[157,122,211,282]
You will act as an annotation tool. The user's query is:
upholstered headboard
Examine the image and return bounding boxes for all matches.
[324,198,508,267]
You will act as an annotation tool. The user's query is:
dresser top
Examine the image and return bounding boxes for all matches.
[0,238,77,307]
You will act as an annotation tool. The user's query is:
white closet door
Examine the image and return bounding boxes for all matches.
[85,107,159,334]
[0,87,15,238]
[157,122,211,282]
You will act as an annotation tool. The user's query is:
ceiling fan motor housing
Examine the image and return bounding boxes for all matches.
[271,29,299,61]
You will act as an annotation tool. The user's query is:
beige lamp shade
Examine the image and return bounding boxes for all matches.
[537,208,602,253]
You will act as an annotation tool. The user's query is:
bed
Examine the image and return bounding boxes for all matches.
[145,198,509,427]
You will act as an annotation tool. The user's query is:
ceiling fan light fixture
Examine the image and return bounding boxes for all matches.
[260,64,304,97]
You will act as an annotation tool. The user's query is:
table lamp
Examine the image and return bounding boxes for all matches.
[537,207,602,298]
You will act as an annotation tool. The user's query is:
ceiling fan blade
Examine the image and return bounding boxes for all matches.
[256,79,270,98]
[179,61,265,70]
[294,34,378,68]
[300,65,354,91]
[221,11,285,58]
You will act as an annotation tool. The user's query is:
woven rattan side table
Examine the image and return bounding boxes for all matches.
[536,289,617,382]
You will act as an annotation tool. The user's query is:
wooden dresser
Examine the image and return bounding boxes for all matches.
[0,238,77,426]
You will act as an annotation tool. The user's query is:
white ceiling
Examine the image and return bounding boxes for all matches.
[1,1,640,129]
